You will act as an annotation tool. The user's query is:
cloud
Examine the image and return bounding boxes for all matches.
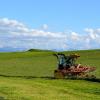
[65,28,100,50]
[0,18,67,50]
[0,18,100,51]
[42,24,48,30]
[85,28,100,41]
[71,32,80,41]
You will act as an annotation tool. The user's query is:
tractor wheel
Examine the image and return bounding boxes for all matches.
[54,70,65,79]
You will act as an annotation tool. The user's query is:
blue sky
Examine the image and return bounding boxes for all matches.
[0,0,100,51]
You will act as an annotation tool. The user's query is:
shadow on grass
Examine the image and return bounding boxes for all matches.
[0,74,100,83]
[66,77,100,83]
[83,78,100,83]
[0,74,55,80]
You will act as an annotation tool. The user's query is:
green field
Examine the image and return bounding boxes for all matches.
[0,49,100,100]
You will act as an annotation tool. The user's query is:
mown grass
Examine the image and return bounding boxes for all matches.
[0,49,99,100]
[0,77,100,100]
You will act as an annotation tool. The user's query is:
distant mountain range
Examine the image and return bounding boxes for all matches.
[0,47,56,52]
[0,47,99,52]
[0,47,61,52]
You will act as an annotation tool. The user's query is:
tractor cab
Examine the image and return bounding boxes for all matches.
[54,53,80,70]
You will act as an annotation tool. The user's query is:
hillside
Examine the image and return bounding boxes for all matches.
[28,48,54,52]
[0,49,99,100]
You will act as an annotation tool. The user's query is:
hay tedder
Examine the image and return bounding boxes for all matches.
[53,53,96,79]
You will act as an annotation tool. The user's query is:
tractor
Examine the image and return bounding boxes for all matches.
[53,53,96,79]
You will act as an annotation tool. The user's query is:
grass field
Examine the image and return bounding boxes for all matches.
[0,49,100,100]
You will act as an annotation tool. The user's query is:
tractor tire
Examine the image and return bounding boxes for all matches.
[54,70,65,79]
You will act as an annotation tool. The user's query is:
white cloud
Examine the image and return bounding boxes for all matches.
[42,24,48,30]
[71,32,80,41]
[0,18,100,51]
[0,18,67,50]
[65,28,100,50]
[84,28,100,43]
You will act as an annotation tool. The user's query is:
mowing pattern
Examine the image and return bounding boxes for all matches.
[0,77,100,100]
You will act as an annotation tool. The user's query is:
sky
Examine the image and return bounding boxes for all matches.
[0,0,100,51]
